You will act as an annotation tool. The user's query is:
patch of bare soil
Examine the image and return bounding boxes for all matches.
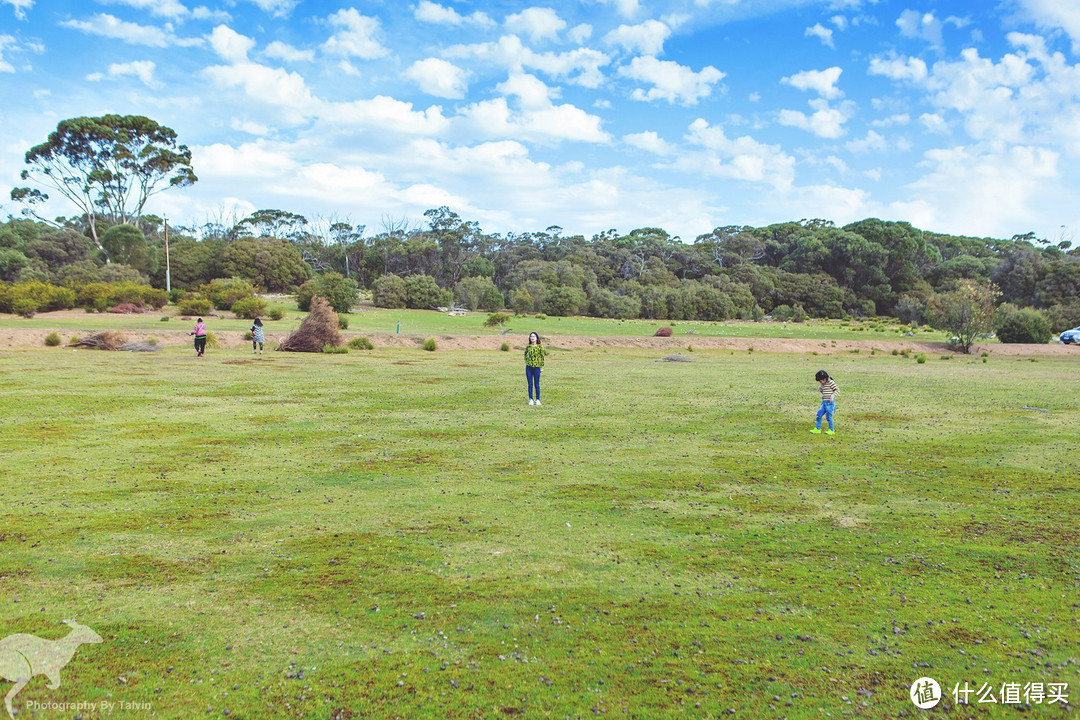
[0,325,1076,356]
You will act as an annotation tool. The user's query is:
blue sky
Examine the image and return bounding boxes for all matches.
[1,0,1079,244]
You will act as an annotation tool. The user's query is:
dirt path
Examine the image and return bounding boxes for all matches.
[1,327,1076,356]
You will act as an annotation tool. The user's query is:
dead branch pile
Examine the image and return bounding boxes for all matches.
[69,331,127,350]
[118,341,162,352]
[109,303,145,314]
[277,296,341,352]
[659,354,693,362]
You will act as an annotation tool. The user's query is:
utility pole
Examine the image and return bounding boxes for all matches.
[164,216,171,293]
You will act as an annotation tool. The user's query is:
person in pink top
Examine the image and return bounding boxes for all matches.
[189,318,207,357]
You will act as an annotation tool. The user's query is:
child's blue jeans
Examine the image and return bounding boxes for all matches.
[526,366,541,399]
[816,400,835,430]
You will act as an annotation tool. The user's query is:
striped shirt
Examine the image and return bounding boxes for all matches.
[819,379,839,402]
[251,324,264,343]
[524,344,547,367]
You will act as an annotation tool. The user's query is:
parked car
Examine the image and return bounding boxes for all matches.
[1060,326,1080,344]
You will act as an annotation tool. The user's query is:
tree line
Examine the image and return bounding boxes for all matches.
[3,115,1078,337]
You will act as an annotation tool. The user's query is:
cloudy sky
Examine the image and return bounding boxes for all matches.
[1,0,1078,243]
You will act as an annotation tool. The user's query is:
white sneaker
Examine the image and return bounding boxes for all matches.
[535,400,542,406]
[252,350,256,354]
[528,399,535,405]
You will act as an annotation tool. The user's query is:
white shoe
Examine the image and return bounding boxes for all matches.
[252,350,256,354]
[535,400,542,406]
[528,399,535,405]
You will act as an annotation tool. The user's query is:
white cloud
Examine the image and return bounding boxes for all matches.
[919,113,948,133]
[568,24,592,43]
[845,129,887,154]
[868,53,927,82]
[896,10,966,49]
[209,25,254,62]
[322,8,388,59]
[623,131,674,155]
[682,118,795,189]
[907,144,1059,236]
[406,58,469,99]
[193,141,298,177]
[246,0,297,17]
[98,0,189,19]
[88,59,159,87]
[264,40,314,63]
[414,1,492,27]
[324,96,450,135]
[778,99,853,138]
[0,34,16,72]
[446,34,610,88]
[870,113,910,127]
[600,0,640,19]
[619,56,724,106]
[603,20,670,56]
[805,23,834,48]
[831,15,848,31]
[191,6,231,21]
[2,0,32,20]
[338,60,361,77]
[230,119,269,135]
[1015,0,1080,53]
[203,62,320,125]
[61,13,174,47]
[505,7,567,44]
[781,67,843,98]
[459,72,609,143]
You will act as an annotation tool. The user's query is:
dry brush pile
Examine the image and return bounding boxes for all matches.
[277,296,342,352]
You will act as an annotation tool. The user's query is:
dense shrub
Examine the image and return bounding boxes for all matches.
[316,273,361,313]
[404,274,444,309]
[373,274,407,308]
[541,286,587,316]
[201,278,256,310]
[500,342,510,351]
[484,312,512,327]
[422,337,437,351]
[178,296,213,316]
[456,276,504,311]
[348,336,374,350]
[43,331,61,346]
[337,313,349,330]
[267,308,285,321]
[996,304,1052,344]
[322,345,349,354]
[232,296,267,319]
[296,280,315,311]
[0,280,77,314]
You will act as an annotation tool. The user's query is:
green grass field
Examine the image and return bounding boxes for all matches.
[0,306,953,343]
[1,344,1076,718]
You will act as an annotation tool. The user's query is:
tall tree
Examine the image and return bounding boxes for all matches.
[11,115,196,259]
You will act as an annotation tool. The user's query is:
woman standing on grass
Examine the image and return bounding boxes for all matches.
[251,317,265,354]
[524,331,547,406]
[189,318,207,357]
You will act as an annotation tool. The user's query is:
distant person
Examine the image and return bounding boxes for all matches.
[189,318,207,357]
[250,317,265,354]
[810,369,839,435]
[524,331,547,406]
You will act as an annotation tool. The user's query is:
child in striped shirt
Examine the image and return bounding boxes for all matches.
[811,370,839,435]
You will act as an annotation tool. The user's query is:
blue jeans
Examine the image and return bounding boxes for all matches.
[526,366,541,400]
[816,400,835,430]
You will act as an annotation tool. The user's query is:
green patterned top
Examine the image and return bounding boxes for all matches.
[524,344,547,367]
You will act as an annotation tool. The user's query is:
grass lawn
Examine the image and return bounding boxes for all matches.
[0,306,953,343]
[0,344,1076,718]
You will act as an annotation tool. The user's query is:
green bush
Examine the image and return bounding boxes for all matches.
[178,296,212,316]
[456,275,504,311]
[160,315,170,322]
[201,278,256,311]
[995,304,1052,344]
[13,297,38,317]
[316,273,360,313]
[232,296,267,319]
[168,288,185,304]
[205,330,220,350]
[243,331,252,341]
[916,353,926,364]
[373,274,407,309]
[267,308,285,321]
[422,337,437,351]
[484,312,512,327]
[500,342,510,351]
[322,344,349,354]
[891,349,899,356]
[337,313,349,330]
[44,331,61,346]
[296,280,315,312]
[348,336,374,350]
[404,274,443,309]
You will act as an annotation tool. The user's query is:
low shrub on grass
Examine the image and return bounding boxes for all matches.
[178,296,212,316]
[322,344,349,354]
[337,314,349,330]
[44,331,61,346]
[485,312,512,328]
[232,296,267,319]
[348,336,375,350]
[243,331,252,341]
[500,342,510,351]
[267,308,285,321]
[160,315,170,322]
[13,298,37,317]
[422,338,437,351]
[891,349,899,356]
[205,331,220,350]
[916,353,926,364]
